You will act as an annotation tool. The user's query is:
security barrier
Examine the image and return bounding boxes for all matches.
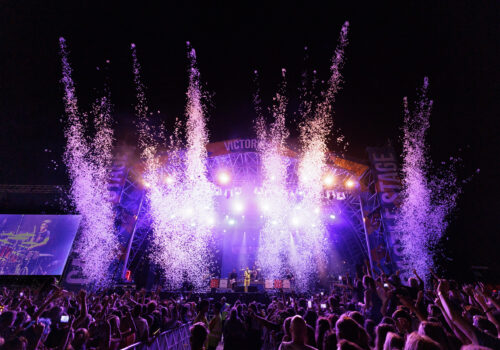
[121,323,191,350]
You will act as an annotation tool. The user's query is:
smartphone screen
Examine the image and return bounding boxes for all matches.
[320,303,327,309]
[60,315,69,323]
[307,300,312,308]
[383,283,389,288]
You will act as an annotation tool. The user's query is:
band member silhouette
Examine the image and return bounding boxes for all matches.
[229,268,237,290]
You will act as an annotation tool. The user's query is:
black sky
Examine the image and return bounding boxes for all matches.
[0,1,499,278]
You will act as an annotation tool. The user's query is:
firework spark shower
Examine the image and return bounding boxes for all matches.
[255,68,294,283]
[293,21,350,288]
[133,43,215,289]
[254,22,350,290]
[60,38,118,285]
[396,77,464,282]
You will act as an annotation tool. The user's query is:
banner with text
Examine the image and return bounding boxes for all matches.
[366,147,404,272]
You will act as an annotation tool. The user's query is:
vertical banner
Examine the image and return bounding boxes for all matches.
[366,147,404,273]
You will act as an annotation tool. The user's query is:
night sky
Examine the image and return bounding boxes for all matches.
[0,1,498,279]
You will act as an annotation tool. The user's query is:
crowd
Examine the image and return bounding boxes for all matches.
[0,267,499,350]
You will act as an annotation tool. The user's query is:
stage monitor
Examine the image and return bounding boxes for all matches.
[0,214,81,275]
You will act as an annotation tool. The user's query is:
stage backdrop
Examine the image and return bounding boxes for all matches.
[0,214,81,275]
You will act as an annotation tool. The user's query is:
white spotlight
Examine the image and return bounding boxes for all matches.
[323,174,335,187]
[217,171,231,185]
[346,179,356,188]
[228,218,236,226]
[291,217,300,226]
[330,214,336,220]
[232,200,245,214]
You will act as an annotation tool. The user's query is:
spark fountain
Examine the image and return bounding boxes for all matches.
[294,21,350,289]
[60,38,118,285]
[132,42,215,289]
[396,77,463,282]
[58,22,472,291]
[254,22,350,290]
[255,68,294,282]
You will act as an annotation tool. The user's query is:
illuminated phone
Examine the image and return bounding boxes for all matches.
[307,300,312,308]
[60,315,69,323]
[320,303,327,309]
[383,283,389,288]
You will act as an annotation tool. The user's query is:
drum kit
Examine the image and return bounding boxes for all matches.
[0,241,53,275]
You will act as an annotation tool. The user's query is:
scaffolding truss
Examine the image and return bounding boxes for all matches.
[114,150,380,280]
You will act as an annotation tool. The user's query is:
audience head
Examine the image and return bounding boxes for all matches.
[417,321,449,348]
[392,309,412,334]
[348,311,365,326]
[338,339,364,350]
[375,323,395,350]
[189,322,208,350]
[290,315,308,344]
[336,315,362,345]
[403,331,441,350]
[383,331,404,350]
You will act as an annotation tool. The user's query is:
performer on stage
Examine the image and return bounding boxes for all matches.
[25,219,51,250]
[229,268,237,290]
[251,264,257,281]
[244,267,251,293]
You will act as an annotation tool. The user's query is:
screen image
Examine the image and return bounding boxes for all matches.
[0,214,81,275]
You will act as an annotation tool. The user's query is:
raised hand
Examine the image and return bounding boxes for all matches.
[437,279,449,296]
[462,284,473,296]
[473,290,488,309]
[78,289,87,301]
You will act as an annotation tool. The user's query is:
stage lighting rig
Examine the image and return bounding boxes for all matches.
[323,174,336,188]
[345,179,356,188]
[216,170,231,186]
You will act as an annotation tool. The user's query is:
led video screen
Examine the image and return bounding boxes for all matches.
[0,214,81,275]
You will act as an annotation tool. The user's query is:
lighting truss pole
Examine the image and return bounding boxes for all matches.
[358,194,374,276]
[120,191,146,280]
